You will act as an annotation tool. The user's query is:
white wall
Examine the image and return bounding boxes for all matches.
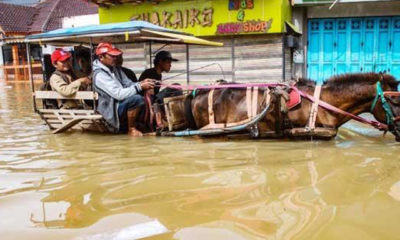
[62,14,99,28]
[307,1,400,18]
[42,14,100,57]
[0,0,39,6]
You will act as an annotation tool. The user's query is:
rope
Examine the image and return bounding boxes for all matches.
[371,81,395,126]
[162,63,226,81]
[156,82,287,91]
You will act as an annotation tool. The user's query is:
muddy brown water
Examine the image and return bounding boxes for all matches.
[1,82,400,240]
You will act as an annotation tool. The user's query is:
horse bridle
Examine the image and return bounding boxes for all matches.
[370,81,400,128]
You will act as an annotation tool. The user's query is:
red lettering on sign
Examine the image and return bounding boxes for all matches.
[217,19,273,34]
[247,0,254,9]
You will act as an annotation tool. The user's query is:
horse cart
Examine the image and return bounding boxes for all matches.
[25,21,400,141]
[24,21,230,135]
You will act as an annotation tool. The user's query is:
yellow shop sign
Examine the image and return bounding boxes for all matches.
[130,8,214,28]
[99,0,291,36]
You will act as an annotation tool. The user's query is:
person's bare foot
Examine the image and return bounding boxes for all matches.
[155,112,164,128]
[128,128,143,137]
[143,132,156,136]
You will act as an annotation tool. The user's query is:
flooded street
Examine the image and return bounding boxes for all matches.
[1,81,400,240]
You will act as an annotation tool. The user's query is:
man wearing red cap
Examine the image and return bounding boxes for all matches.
[49,49,91,109]
[92,43,155,136]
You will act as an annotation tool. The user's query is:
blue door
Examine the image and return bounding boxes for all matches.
[307,17,400,83]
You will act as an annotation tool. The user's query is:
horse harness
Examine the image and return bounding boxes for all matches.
[289,78,400,133]
[307,84,322,131]
[371,81,400,127]
[200,87,271,130]
[156,80,399,137]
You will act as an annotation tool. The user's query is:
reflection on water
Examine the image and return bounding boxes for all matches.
[1,82,400,240]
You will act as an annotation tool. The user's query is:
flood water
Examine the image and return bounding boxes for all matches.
[1,81,400,240]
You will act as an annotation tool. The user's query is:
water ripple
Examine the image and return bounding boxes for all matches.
[1,83,400,239]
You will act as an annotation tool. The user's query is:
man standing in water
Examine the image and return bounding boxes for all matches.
[93,42,154,136]
[139,50,178,96]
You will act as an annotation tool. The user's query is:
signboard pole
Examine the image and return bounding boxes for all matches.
[231,37,235,82]
[186,44,189,84]
[26,43,37,112]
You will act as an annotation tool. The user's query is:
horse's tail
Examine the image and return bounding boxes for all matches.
[184,94,197,129]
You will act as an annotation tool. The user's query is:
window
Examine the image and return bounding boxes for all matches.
[2,45,13,64]
[30,44,42,61]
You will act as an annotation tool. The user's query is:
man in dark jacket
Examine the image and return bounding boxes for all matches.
[139,50,178,96]
[93,42,154,136]
[116,54,138,83]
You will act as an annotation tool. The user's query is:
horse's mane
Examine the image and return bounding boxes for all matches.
[325,72,398,90]
[296,72,398,91]
[194,80,239,95]
[296,77,316,88]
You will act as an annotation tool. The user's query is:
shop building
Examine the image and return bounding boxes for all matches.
[89,0,295,84]
[0,0,98,81]
[293,0,400,82]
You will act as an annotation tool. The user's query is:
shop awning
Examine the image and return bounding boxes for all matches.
[142,29,223,47]
[25,20,223,47]
[285,21,302,37]
[87,0,166,8]
[293,0,387,5]
[1,36,26,44]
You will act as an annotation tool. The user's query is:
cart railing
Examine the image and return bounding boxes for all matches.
[34,91,98,100]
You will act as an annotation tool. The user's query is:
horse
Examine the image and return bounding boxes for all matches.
[284,73,400,140]
[168,73,400,141]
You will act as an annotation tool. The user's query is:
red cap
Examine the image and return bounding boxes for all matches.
[95,42,122,56]
[51,49,71,64]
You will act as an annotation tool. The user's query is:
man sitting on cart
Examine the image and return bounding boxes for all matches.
[92,42,155,136]
[116,54,138,83]
[49,49,92,109]
[139,50,178,98]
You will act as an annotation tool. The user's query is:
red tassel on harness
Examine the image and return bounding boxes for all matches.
[287,89,302,110]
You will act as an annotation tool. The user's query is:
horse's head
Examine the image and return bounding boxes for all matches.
[370,74,400,141]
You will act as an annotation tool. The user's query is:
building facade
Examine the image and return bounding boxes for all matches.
[0,0,98,81]
[92,0,294,84]
[293,0,400,82]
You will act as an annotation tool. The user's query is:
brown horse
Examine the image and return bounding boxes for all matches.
[176,73,400,141]
[285,73,400,140]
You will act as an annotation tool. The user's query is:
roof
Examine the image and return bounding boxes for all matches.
[26,20,223,46]
[0,2,36,34]
[0,0,98,36]
[30,0,98,33]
